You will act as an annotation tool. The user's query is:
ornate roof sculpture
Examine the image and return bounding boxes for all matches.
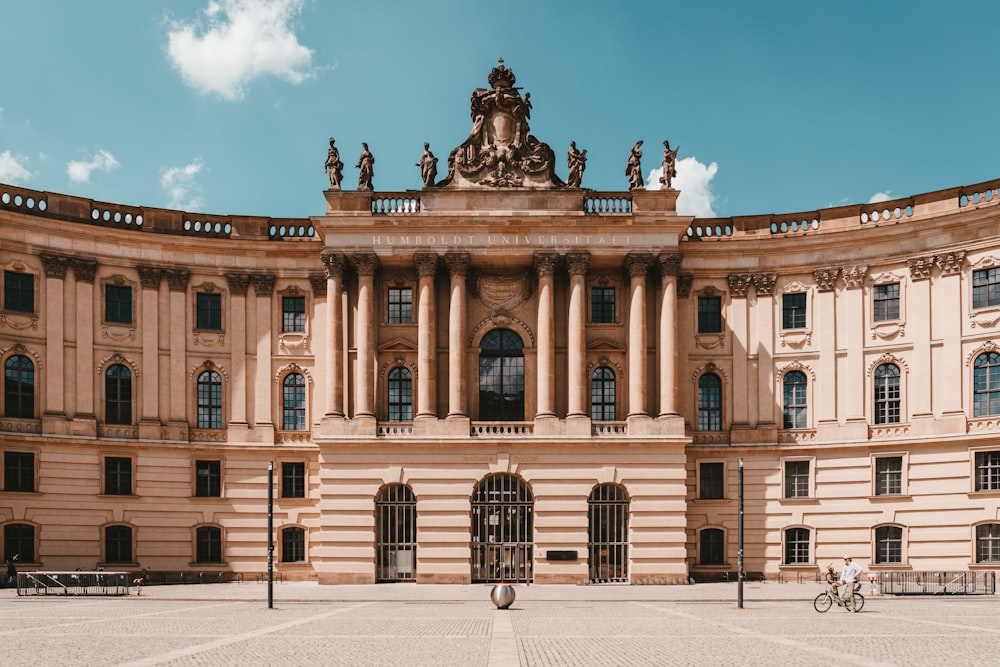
[437,59,564,189]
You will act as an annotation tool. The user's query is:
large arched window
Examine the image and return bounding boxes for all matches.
[782,371,807,429]
[478,329,524,421]
[590,367,616,421]
[105,364,132,425]
[4,355,34,419]
[375,484,416,582]
[387,368,412,422]
[471,473,533,583]
[197,370,223,429]
[698,372,722,431]
[873,363,900,425]
[195,525,222,563]
[974,352,1000,417]
[3,523,35,562]
[282,373,306,431]
[105,525,133,564]
[588,483,629,583]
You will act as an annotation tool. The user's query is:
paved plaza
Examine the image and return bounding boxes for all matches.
[0,581,998,666]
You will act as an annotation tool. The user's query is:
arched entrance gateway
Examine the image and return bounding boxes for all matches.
[375,484,416,582]
[588,484,630,583]
[471,473,534,583]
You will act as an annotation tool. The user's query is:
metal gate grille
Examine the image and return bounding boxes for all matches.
[471,473,533,583]
[588,483,629,583]
[375,484,416,582]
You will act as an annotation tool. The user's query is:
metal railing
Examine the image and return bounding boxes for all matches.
[877,570,996,595]
[17,571,131,596]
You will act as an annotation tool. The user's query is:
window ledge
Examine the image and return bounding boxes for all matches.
[98,494,137,499]
[868,494,912,502]
[778,564,817,570]
[189,561,229,567]
[868,564,910,571]
[779,497,819,504]
[692,498,728,503]
[967,491,1000,498]
[191,496,227,501]
[969,562,1000,569]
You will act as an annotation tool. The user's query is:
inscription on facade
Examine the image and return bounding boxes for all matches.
[372,234,633,248]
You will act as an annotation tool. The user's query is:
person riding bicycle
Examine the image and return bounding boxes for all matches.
[837,555,864,611]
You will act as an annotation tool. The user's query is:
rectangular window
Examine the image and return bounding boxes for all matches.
[105,284,133,324]
[699,462,724,500]
[875,526,903,564]
[282,296,306,332]
[975,450,1000,492]
[387,287,412,324]
[697,296,722,334]
[874,456,902,496]
[104,456,132,496]
[195,460,221,497]
[4,271,34,313]
[281,461,306,498]
[977,523,1000,563]
[782,293,807,329]
[784,460,810,498]
[196,292,222,330]
[973,268,1000,309]
[872,283,900,322]
[784,527,810,564]
[4,451,34,493]
[591,287,615,324]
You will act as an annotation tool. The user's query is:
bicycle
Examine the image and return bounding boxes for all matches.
[813,581,864,612]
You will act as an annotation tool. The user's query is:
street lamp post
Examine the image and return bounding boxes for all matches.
[267,460,274,609]
[738,457,744,609]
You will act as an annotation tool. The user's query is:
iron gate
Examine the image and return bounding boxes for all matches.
[471,473,533,583]
[375,484,416,582]
[588,483,629,583]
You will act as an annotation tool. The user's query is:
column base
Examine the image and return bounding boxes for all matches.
[564,414,592,436]
[445,415,471,435]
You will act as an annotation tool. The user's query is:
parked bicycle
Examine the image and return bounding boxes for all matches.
[814,581,864,612]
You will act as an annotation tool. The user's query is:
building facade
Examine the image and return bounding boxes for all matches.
[2,63,999,584]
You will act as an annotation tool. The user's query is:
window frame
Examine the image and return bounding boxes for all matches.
[783,526,812,565]
[781,292,807,330]
[972,267,1000,309]
[281,461,307,499]
[781,457,814,499]
[873,524,904,565]
[975,522,1000,564]
[697,372,723,431]
[386,285,414,325]
[195,525,224,564]
[104,363,133,426]
[973,352,1000,418]
[590,366,617,422]
[697,460,726,500]
[872,453,906,497]
[782,370,809,430]
[196,370,224,430]
[872,282,901,322]
[973,449,1000,493]
[4,353,35,419]
[104,524,134,565]
[3,522,36,563]
[590,284,616,324]
[194,459,222,498]
[281,372,307,431]
[3,450,35,493]
[104,281,134,325]
[386,366,413,422]
[195,291,223,331]
[698,527,726,566]
[873,362,902,425]
[697,295,722,334]
[281,294,306,333]
[281,525,307,563]
[3,270,35,314]
[103,455,134,496]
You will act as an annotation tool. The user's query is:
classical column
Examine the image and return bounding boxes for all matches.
[321,252,346,418]
[625,253,653,418]
[752,273,777,426]
[40,254,69,419]
[566,252,590,418]
[841,266,867,426]
[352,253,379,418]
[814,267,842,426]
[71,258,98,419]
[657,253,681,417]
[445,252,470,418]
[251,273,276,435]
[137,266,163,425]
[414,252,438,419]
[908,256,934,418]
[534,251,558,419]
[935,251,966,417]
[225,273,250,427]
[164,269,190,424]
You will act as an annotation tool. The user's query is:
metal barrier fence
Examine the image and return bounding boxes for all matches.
[877,571,996,595]
[17,571,131,596]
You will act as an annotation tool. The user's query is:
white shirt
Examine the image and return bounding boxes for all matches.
[840,560,864,583]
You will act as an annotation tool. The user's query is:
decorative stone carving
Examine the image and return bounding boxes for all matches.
[413,252,439,277]
[752,273,776,296]
[417,143,438,188]
[677,275,693,298]
[40,253,69,279]
[439,59,563,189]
[935,250,966,275]
[566,252,590,276]
[308,273,327,296]
[533,251,558,276]
[659,140,679,189]
[225,273,250,296]
[907,255,934,281]
[842,265,868,289]
[475,273,531,312]
[626,140,644,191]
[321,251,345,279]
[70,258,98,283]
[351,253,379,277]
[356,143,375,191]
[728,273,753,298]
[251,273,275,297]
[137,266,163,289]
[813,267,840,292]
[624,253,653,278]
[657,253,682,277]
[444,252,470,277]
[165,269,191,292]
[566,141,587,188]
[324,137,343,190]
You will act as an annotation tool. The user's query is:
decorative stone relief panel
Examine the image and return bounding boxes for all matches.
[969,256,1000,329]
[777,280,812,348]
[869,271,906,340]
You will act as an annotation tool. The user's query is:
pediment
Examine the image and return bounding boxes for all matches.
[378,337,418,353]
[587,338,627,353]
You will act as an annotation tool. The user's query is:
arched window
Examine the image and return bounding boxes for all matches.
[699,527,725,565]
[471,473,533,583]
[105,364,132,425]
[195,525,222,563]
[782,371,807,429]
[590,367,616,422]
[874,525,903,564]
[976,523,1000,563]
[874,363,900,425]
[588,483,629,582]
[3,523,35,562]
[4,355,34,419]
[281,526,305,563]
[387,368,412,421]
[375,484,416,582]
[783,527,810,564]
[105,525,133,564]
[698,372,722,431]
[197,370,222,429]
[282,373,306,431]
[478,329,524,421]
[974,352,1000,417]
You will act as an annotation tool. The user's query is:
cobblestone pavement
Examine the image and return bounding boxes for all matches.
[1,582,998,666]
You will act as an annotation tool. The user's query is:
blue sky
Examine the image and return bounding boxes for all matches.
[1,0,997,220]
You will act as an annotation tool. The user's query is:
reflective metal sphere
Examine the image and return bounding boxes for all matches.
[490,583,515,609]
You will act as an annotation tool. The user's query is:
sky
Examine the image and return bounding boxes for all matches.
[1,0,998,221]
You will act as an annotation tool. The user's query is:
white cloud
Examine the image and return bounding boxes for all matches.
[66,149,119,184]
[0,150,33,183]
[161,158,205,210]
[166,0,315,101]
[647,156,719,218]
[868,191,893,204]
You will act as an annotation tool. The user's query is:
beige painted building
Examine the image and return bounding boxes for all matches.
[1,63,999,584]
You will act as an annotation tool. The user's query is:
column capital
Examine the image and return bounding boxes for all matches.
[309,273,327,296]
[752,272,776,296]
[251,273,276,297]
[70,258,98,283]
[351,252,379,277]
[445,252,471,277]
[565,251,590,276]
[414,252,439,277]
[841,265,868,289]
[624,252,653,278]
[225,273,251,296]
[165,268,191,292]
[40,253,70,279]
[934,250,966,276]
[677,275,693,298]
[727,273,753,298]
[321,251,346,279]
[657,252,682,277]
[533,251,558,276]
[137,265,164,289]
[813,267,841,292]
[907,255,935,281]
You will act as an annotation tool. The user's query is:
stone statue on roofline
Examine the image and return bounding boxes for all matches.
[417,142,438,188]
[324,137,344,189]
[357,142,374,191]
[626,140,644,191]
[438,58,564,189]
[659,140,679,189]
[566,141,587,188]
